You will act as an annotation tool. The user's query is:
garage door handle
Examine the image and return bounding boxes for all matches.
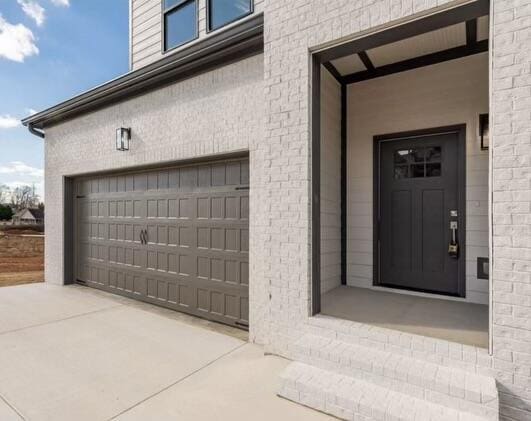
[140,229,147,245]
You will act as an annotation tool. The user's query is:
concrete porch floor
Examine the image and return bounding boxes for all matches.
[321,285,489,348]
[0,283,333,421]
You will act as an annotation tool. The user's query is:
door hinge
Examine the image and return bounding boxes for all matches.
[76,195,86,199]
[76,279,87,285]
[235,186,250,191]
[235,321,249,328]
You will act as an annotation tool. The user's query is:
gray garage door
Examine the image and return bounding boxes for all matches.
[74,157,249,328]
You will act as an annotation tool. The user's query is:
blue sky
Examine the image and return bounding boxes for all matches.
[0,0,129,201]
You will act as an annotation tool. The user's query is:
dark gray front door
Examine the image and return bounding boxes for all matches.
[74,157,250,328]
[376,127,465,296]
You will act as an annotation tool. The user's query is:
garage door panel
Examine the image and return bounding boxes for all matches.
[75,157,249,328]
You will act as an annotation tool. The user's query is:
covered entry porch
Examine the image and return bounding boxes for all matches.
[312,0,491,348]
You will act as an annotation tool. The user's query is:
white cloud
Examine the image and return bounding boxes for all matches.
[0,115,20,129]
[0,161,43,178]
[0,15,38,62]
[26,108,38,116]
[50,0,69,6]
[0,162,44,201]
[17,1,46,27]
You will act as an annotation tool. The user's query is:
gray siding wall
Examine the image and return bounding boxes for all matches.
[320,68,342,294]
[130,0,265,70]
[347,53,489,304]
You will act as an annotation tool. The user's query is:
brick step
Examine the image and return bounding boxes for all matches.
[279,361,492,421]
[288,334,498,420]
[305,315,490,374]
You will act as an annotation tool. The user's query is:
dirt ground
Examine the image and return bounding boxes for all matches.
[0,232,44,288]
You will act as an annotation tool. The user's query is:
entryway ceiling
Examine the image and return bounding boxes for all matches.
[329,15,489,78]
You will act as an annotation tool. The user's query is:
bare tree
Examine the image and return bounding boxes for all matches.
[0,184,10,204]
[10,185,38,210]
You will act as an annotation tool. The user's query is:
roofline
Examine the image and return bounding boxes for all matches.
[22,13,264,131]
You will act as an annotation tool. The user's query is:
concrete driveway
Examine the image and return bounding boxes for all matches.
[0,284,332,421]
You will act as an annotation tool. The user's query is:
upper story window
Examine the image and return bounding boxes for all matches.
[163,0,198,52]
[207,0,253,32]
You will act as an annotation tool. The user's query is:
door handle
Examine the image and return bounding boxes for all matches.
[448,221,458,258]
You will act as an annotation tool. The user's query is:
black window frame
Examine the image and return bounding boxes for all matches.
[206,0,254,33]
[162,0,199,53]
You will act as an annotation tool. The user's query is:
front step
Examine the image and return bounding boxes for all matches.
[280,333,499,420]
[288,334,498,419]
[279,362,491,421]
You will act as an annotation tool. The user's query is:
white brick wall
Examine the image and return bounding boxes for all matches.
[261,0,531,420]
[130,0,265,70]
[43,54,265,323]
[491,1,531,419]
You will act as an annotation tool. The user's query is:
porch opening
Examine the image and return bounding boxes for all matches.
[312,0,490,348]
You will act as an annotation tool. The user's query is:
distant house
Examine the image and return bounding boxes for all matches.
[12,208,44,225]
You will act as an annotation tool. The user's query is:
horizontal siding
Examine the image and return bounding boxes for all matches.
[132,21,160,46]
[130,0,265,70]
[133,0,159,19]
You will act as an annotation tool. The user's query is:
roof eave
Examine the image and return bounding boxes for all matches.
[22,13,264,131]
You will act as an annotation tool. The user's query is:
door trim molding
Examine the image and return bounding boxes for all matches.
[373,124,467,298]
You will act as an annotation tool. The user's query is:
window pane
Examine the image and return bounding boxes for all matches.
[394,149,412,164]
[411,164,425,178]
[426,163,441,177]
[394,165,409,179]
[165,1,196,50]
[394,148,424,165]
[425,147,441,162]
[209,0,251,30]
[164,0,185,10]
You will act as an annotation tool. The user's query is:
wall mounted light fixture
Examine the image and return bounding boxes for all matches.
[479,113,489,151]
[116,127,131,151]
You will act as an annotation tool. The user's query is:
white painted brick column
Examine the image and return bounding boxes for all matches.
[491,1,531,419]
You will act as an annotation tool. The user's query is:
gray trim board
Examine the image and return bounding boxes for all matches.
[358,51,375,72]
[63,177,75,285]
[341,40,488,85]
[340,84,347,285]
[323,61,342,84]
[23,13,264,132]
[466,19,478,46]
[314,0,489,63]
[311,55,321,315]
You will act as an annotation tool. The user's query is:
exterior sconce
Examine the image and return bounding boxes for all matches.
[479,113,489,151]
[116,127,131,151]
